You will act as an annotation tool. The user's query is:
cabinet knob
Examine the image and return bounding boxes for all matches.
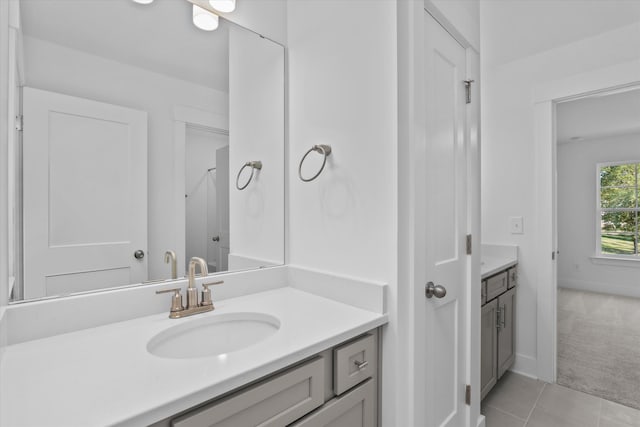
[425,282,447,299]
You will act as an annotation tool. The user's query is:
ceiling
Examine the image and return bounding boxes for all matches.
[481,0,640,66]
[20,0,229,92]
[556,87,640,144]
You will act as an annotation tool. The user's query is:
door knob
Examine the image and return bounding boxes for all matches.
[134,249,145,260]
[425,282,447,299]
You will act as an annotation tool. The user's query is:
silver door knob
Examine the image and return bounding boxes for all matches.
[425,282,446,299]
[134,250,145,260]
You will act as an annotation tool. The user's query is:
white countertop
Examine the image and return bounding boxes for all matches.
[0,287,388,427]
[481,256,517,279]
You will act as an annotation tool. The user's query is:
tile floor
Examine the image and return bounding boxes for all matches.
[482,371,640,427]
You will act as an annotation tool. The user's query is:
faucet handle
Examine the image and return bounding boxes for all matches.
[201,281,224,307]
[156,288,184,314]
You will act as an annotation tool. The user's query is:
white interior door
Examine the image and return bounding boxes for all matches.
[216,145,230,272]
[22,87,147,299]
[419,13,468,427]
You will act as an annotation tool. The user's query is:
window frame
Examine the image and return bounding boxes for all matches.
[595,160,640,258]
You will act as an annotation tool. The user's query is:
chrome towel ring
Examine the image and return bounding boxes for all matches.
[298,144,332,182]
[236,161,262,190]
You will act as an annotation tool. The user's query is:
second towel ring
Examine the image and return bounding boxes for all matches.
[236,161,262,190]
[299,144,332,182]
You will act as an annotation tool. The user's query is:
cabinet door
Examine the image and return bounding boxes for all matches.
[172,357,324,427]
[497,287,516,379]
[290,379,375,427]
[481,299,498,400]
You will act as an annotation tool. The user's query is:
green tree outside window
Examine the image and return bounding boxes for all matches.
[599,162,639,256]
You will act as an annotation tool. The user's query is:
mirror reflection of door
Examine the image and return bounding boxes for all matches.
[215,146,230,272]
[22,87,148,299]
[185,125,229,273]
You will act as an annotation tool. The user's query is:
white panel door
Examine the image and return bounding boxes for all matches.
[420,13,468,427]
[215,145,230,272]
[23,87,147,299]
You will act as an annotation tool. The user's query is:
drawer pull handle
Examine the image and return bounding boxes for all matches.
[354,360,368,370]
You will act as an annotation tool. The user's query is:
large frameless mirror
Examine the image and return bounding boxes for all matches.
[7,0,285,302]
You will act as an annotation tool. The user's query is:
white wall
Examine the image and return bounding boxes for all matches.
[286,0,398,424]
[22,36,228,284]
[481,14,640,377]
[558,133,640,297]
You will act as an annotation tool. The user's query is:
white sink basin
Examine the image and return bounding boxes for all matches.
[147,312,280,359]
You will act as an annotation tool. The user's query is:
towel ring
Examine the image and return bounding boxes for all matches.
[236,161,262,190]
[298,145,332,182]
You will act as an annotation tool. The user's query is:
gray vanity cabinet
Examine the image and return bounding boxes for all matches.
[480,299,498,399]
[171,358,325,427]
[290,379,375,427]
[153,331,379,427]
[481,266,517,400]
[497,287,516,378]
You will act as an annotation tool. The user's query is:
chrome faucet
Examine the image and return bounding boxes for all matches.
[156,257,223,319]
[164,250,177,280]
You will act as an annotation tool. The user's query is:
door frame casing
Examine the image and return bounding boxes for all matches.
[173,106,228,278]
[532,59,640,383]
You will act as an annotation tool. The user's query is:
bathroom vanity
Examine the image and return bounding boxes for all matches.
[0,279,387,427]
[153,330,379,427]
[480,246,518,400]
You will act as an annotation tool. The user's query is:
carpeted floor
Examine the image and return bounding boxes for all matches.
[557,288,640,410]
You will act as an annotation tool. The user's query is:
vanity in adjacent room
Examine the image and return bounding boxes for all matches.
[480,245,518,400]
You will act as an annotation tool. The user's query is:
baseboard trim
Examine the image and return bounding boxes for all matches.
[558,278,640,299]
[477,414,486,427]
[511,353,537,379]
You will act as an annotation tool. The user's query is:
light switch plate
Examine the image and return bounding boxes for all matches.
[509,216,524,234]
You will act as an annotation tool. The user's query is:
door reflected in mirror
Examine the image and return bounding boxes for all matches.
[8,0,285,302]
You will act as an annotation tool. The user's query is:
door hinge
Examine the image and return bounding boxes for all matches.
[15,115,23,131]
[464,80,474,104]
[465,384,471,405]
[466,234,472,255]
[552,251,555,261]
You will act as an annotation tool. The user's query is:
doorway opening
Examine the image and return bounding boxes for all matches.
[555,86,640,410]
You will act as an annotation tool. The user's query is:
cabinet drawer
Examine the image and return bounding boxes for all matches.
[481,280,487,305]
[334,334,376,396]
[486,271,508,301]
[507,267,517,289]
[172,357,325,427]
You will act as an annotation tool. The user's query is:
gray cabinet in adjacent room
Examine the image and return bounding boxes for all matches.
[480,265,517,400]
[497,287,516,379]
[480,299,498,400]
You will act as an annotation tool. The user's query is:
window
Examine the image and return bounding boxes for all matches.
[598,162,640,257]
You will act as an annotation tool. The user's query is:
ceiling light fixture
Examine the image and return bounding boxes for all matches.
[209,0,236,13]
[132,0,154,4]
[192,4,219,31]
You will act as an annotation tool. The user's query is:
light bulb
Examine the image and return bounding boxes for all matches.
[209,0,236,13]
[132,0,154,4]
[193,4,219,31]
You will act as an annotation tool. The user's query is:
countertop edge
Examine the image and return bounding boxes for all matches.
[481,259,518,279]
